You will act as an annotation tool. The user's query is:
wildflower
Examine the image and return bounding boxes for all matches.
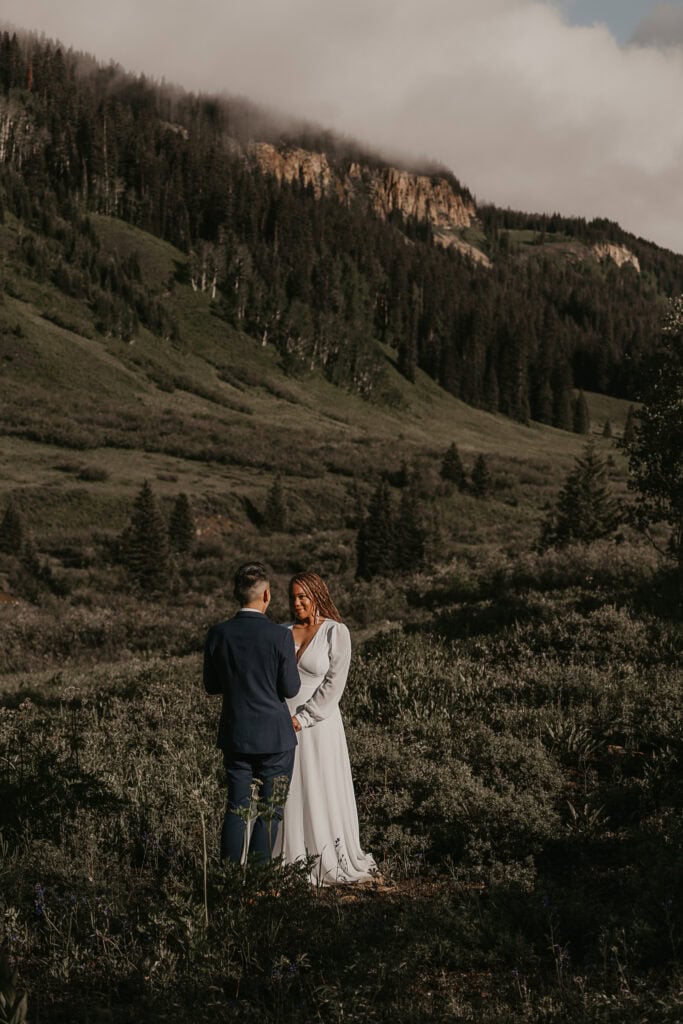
[34,883,46,918]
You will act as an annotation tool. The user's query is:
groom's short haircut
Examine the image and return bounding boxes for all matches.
[234,561,270,605]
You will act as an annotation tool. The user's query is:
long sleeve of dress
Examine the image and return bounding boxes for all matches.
[295,622,351,728]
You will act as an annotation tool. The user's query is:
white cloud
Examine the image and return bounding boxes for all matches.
[3,0,683,254]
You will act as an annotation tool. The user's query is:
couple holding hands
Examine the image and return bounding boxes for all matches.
[203,562,376,886]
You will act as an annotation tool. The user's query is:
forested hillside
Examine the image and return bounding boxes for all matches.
[2,29,683,425]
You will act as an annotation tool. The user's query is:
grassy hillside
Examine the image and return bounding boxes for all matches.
[0,213,632,546]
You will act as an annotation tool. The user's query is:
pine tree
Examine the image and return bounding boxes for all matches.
[534,314,559,424]
[124,481,170,591]
[552,360,574,431]
[397,331,417,383]
[356,479,395,580]
[168,493,195,552]
[483,359,500,412]
[346,478,366,529]
[395,477,426,572]
[533,379,554,425]
[0,499,24,554]
[14,535,61,600]
[471,454,491,498]
[573,390,590,434]
[622,299,683,587]
[623,404,637,445]
[553,384,574,431]
[440,442,466,490]
[602,419,612,439]
[540,440,620,548]
[20,537,43,578]
[263,475,287,532]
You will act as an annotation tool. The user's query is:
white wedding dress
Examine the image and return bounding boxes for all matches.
[274,619,377,885]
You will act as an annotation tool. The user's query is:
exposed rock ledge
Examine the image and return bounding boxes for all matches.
[592,243,640,273]
[249,143,480,254]
[351,163,476,231]
[249,143,334,198]
[433,230,492,268]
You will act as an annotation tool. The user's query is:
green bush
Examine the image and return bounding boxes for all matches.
[76,466,110,482]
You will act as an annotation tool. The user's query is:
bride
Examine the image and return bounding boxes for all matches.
[274,571,377,885]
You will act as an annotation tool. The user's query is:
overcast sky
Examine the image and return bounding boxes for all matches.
[3,1,683,253]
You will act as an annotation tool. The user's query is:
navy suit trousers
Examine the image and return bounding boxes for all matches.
[221,748,296,863]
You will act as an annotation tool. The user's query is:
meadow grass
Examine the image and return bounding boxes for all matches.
[1,541,681,1022]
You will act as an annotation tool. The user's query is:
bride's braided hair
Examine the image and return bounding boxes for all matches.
[289,572,343,622]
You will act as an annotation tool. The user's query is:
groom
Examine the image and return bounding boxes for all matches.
[203,561,301,862]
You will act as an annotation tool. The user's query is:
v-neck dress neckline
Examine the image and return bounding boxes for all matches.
[293,619,327,664]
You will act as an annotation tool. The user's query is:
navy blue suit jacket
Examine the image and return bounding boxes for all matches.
[203,610,301,754]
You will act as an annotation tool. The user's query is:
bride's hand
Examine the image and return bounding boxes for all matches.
[292,715,302,732]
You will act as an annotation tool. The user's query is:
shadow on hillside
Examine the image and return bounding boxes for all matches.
[243,496,264,528]
[407,594,551,643]
[629,569,683,622]
[32,972,147,1024]
[1,679,144,711]
[410,568,683,646]
[173,258,190,284]
[0,750,124,842]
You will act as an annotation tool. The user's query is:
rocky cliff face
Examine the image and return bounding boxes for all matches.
[249,142,482,258]
[351,162,475,230]
[248,145,653,276]
[592,242,640,273]
[249,143,334,199]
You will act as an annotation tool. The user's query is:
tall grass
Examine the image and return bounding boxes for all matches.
[1,546,680,1022]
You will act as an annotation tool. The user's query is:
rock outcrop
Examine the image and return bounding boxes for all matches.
[359,165,475,230]
[250,143,334,199]
[249,142,484,261]
[592,243,640,273]
[433,233,492,268]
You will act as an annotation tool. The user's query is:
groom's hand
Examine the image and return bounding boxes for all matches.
[292,715,302,732]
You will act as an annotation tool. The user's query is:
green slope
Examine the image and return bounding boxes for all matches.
[0,214,632,548]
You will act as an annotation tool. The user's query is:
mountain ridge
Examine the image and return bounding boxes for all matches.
[0,26,681,430]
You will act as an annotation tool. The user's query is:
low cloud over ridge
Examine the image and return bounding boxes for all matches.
[631,2,683,47]
[3,0,683,253]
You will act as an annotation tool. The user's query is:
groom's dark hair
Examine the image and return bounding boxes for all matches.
[234,561,270,605]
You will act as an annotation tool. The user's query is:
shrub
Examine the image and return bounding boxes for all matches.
[0,499,24,554]
[76,466,110,482]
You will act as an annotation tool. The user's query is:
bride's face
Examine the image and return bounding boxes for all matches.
[291,584,316,623]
